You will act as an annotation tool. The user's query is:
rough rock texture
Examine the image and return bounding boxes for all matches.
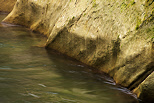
[2,0,154,102]
[133,72,154,102]
[0,0,16,13]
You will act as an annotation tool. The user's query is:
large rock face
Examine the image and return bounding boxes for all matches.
[0,0,16,13]
[2,0,154,102]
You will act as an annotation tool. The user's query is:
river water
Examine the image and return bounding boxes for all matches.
[0,13,140,103]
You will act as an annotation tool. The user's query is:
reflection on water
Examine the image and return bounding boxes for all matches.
[0,13,140,103]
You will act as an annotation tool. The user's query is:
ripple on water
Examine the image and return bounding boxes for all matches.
[0,42,4,47]
[1,22,20,27]
[28,93,40,98]
[38,84,47,87]
[46,91,58,95]
[0,66,12,70]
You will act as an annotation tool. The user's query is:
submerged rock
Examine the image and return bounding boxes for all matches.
[2,0,154,102]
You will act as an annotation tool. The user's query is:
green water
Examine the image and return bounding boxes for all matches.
[0,13,140,103]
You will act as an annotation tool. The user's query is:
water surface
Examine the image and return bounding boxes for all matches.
[0,13,139,103]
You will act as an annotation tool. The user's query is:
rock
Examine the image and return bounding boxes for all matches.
[0,0,16,13]
[133,72,154,103]
[2,0,154,102]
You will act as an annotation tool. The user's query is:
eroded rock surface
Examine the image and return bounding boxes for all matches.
[2,0,154,102]
[0,0,16,13]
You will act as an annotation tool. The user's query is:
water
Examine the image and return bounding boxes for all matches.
[0,13,139,103]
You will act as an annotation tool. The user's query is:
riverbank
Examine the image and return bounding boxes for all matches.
[1,0,154,102]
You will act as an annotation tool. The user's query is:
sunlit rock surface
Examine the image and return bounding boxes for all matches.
[2,0,154,102]
[0,0,16,13]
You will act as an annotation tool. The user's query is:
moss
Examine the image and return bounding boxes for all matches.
[83,13,87,17]
[120,2,128,12]
[68,16,75,25]
[120,0,136,12]
[121,2,127,8]
[135,17,142,30]
[145,0,154,7]
[135,25,139,30]
[130,0,135,5]
[135,19,154,40]
[92,0,97,7]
